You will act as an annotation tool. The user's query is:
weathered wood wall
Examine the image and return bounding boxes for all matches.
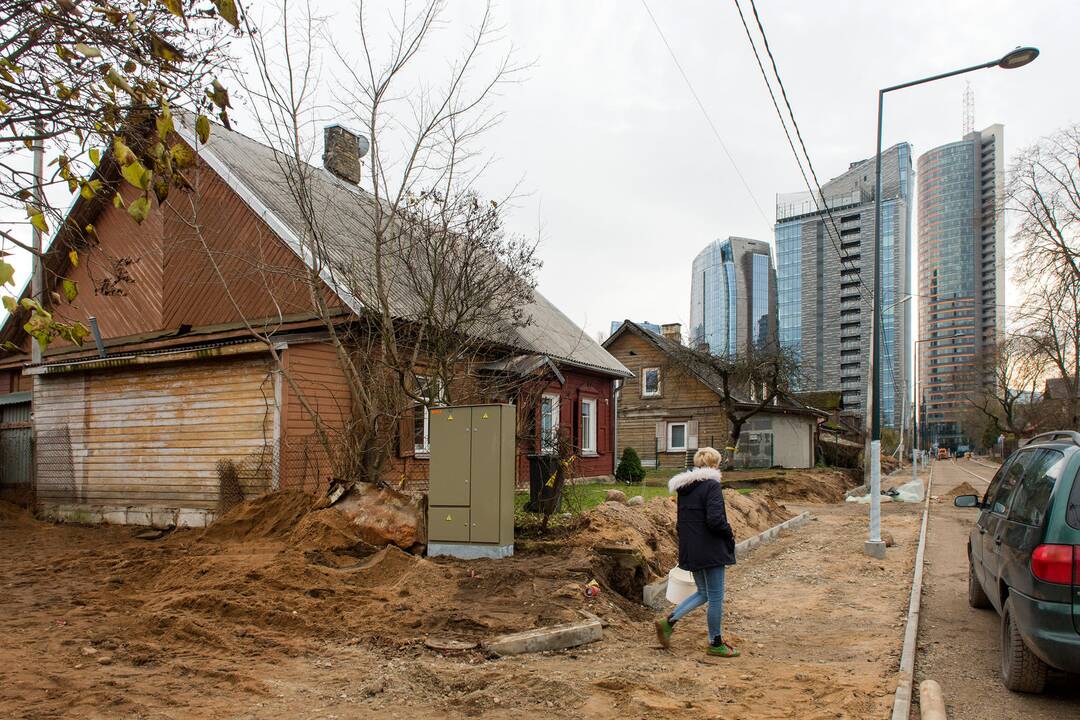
[33,355,274,510]
[605,331,728,469]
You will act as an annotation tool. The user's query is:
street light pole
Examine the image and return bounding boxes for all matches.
[863,46,1039,559]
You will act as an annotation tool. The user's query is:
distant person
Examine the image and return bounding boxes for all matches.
[654,447,739,657]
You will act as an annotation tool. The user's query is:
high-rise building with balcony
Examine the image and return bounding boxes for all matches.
[773,143,913,429]
[689,237,776,356]
[917,125,1005,449]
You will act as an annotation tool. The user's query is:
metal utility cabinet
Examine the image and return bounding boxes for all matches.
[427,404,516,559]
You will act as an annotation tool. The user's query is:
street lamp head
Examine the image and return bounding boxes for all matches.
[998,46,1039,70]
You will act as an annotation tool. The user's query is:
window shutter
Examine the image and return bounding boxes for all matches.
[398,409,415,458]
[687,419,699,450]
[597,397,610,454]
[655,421,667,452]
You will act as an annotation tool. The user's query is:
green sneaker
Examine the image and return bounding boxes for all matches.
[654,618,673,648]
[706,640,740,658]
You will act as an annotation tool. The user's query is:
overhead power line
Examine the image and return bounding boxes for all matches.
[639,0,769,224]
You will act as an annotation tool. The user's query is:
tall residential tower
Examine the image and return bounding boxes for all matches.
[689,237,776,355]
[774,143,913,428]
[917,125,1005,449]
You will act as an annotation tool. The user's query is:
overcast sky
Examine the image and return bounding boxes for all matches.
[6,0,1077,343]
[293,0,1072,341]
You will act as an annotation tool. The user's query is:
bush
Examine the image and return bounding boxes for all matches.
[615,447,646,484]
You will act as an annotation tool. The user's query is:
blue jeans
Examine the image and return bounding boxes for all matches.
[668,565,726,642]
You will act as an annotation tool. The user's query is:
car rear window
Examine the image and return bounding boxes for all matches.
[1008,449,1066,527]
[1068,461,1080,530]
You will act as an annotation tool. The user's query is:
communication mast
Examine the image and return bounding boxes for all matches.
[962,81,974,135]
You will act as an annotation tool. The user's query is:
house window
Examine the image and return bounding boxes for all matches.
[413,376,444,456]
[668,421,687,452]
[540,393,560,454]
[642,367,660,397]
[581,398,597,454]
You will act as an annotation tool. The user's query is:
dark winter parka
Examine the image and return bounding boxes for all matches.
[668,467,736,571]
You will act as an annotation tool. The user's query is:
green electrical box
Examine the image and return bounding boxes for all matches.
[427,404,516,559]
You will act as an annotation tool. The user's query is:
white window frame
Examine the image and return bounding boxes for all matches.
[413,376,444,456]
[581,397,597,455]
[642,367,661,398]
[540,393,560,455]
[667,421,688,452]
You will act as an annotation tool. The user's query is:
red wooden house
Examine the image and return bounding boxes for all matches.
[0,118,629,525]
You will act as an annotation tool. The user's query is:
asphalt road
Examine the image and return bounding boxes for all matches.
[912,460,1080,718]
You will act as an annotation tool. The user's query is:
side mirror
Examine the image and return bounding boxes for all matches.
[953,495,980,508]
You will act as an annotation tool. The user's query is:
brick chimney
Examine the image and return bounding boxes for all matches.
[322,125,367,185]
[661,323,682,345]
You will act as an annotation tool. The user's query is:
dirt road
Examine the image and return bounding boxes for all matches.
[913,460,1080,718]
[1,494,921,719]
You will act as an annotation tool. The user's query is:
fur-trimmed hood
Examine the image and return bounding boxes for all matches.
[668,467,722,493]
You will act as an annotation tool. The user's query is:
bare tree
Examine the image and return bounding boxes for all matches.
[664,341,801,450]
[962,334,1042,439]
[171,0,541,487]
[1010,126,1080,431]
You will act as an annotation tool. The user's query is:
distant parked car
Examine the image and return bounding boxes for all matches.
[953,430,1080,692]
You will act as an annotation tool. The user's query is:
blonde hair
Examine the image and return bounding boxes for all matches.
[693,447,722,469]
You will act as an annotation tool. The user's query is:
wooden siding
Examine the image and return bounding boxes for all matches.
[33,356,274,508]
[281,341,353,493]
[160,159,324,329]
[606,331,729,469]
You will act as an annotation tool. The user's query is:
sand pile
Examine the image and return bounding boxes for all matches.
[723,489,792,536]
[200,489,316,543]
[945,481,981,500]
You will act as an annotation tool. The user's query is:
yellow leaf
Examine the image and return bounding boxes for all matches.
[0,261,13,286]
[80,182,95,200]
[112,137,136,165]
[74,43,101,58]
[156,110,174,141]
[121,160,151,191]
[195,114,210,144]
[214,0,239,27]
[69,249,79,267]
[112,192,125,209]
[89,148,101,166]
[30,213,48,234]
[127,195,150,224]
[62,279,78,303]
[159,0,184,18]
[170,143,195,168]
[2,296,15,313]
[0,99,9,114]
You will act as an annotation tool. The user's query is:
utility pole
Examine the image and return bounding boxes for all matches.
[31,119,44,365]
[863,46,1039,559]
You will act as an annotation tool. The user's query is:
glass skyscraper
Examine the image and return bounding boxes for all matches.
[689,237,776,356]
[774,143,913,429]
[917,125,1005,449]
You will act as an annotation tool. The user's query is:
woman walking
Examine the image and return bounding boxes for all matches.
[654,447,739,657]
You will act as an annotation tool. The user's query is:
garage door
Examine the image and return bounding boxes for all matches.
[33,355,275,509]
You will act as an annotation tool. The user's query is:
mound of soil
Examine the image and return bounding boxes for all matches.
[200,489,316,543]
[0,500,36,529]
[725,468,860,504]
[945,481,981,500]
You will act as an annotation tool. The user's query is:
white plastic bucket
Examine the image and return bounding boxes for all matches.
[665,567,696,604]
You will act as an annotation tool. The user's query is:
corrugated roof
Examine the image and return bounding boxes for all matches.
[184,116,630,378]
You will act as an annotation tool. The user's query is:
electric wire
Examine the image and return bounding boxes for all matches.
[639,0,770,224]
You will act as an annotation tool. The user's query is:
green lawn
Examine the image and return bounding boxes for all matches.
[515,471,754,514]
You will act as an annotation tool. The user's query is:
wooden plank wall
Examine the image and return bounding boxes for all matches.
[34,356,274,508]
[281,342,352,493]
[605,331,729,469]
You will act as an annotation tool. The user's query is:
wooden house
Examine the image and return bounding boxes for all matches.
[0,118,629,524]
[603,321,825,469]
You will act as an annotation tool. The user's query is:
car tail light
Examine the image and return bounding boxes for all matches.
[1030,544,1076,585]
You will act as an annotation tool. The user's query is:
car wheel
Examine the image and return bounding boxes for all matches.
[1000,596,1048,693]
[967,556,991,609]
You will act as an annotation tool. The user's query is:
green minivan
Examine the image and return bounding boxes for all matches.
[954,431,1080,693]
